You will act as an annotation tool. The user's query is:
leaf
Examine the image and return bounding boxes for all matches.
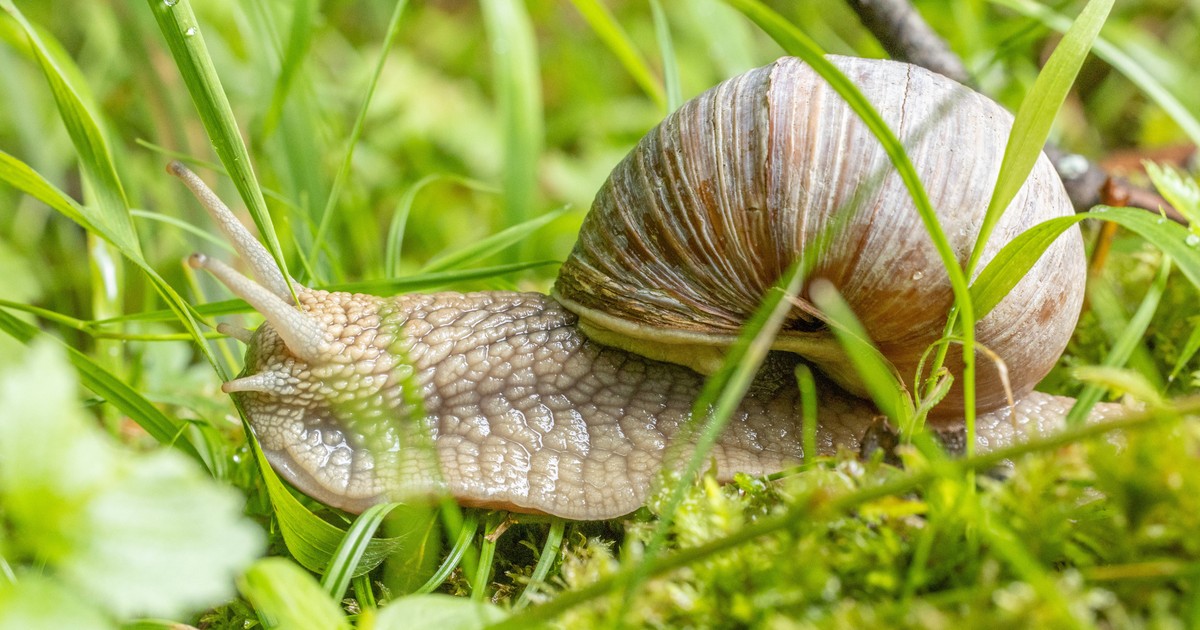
[370,594,507,630]
[0,307,203,463]
[0,577,114,630]
[238,558,351,630]
[0,342,263,620]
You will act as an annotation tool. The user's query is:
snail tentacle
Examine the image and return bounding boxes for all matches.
[187,254,331,365]
[168,161,294,301]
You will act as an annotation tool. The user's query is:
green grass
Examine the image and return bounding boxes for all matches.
[1,0,1199,628]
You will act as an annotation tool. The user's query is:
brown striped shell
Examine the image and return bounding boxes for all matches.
[552,55,1085,419]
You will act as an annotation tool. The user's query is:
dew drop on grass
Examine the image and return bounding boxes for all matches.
[1186,233,1200,247]
[164,0,178,6]
[185,26,198,36]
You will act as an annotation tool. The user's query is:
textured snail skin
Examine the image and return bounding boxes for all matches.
[229,287,1121,521]
[172,54,1123,521]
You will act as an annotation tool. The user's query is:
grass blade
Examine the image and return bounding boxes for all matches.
[147,0,294,299]
[967,0,1114,276]
[481,0,543,239]
[808,279,914,428]
[0,1,136,254]
[1066,257,1172,425]
[309,0,410,275]
[568,0,667,111]
[993,0,1200,148]
[515,520,566,609]
[320,502,405,600]
[386,174,498,278]
[649,0,682,111]
[972,207,1200,321]
[414,512,479,595]
[420,207,569,273]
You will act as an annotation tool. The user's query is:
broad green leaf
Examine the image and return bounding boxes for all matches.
[568,0,667,111]
[146,0,293,299]
[0,343,263,620]
[0,308,202,463]
[967,0,1114,275]
[238,558,351,630]
[481,0,543,240]
[370,594,507,630]
[0,577,113,630]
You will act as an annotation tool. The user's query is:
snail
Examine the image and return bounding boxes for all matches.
[174,55,1123,521]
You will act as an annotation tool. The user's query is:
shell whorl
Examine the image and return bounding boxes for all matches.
[553,55,1085,417]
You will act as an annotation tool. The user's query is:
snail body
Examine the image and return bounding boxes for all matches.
[175,56,1121,520]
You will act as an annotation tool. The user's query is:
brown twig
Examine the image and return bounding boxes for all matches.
[844,0,1183,222]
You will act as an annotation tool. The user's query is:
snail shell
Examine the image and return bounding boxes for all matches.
[174,56,1114,520]
[555,55,1085,419]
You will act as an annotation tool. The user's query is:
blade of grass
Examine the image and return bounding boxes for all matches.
[971,207,1200,321]
[413,512,480,595]
[0,1,136,254]
[260,0,316,138]
[809,279,915,429]
[514,519,566,609]
[320,502,406,600]
[966,0,1114,277]
[308,0,409,275]
[649,0,681,111]
[795,364,818,466]
[568,0,667,112]
[420,207,569,273]
[481,0,543,242]
[147,0,294,300]
[1066,257,1172,425]
[993,0,1200,148]
[386,174,499,278]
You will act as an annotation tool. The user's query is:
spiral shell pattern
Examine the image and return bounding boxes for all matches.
[554,55,1084,416]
